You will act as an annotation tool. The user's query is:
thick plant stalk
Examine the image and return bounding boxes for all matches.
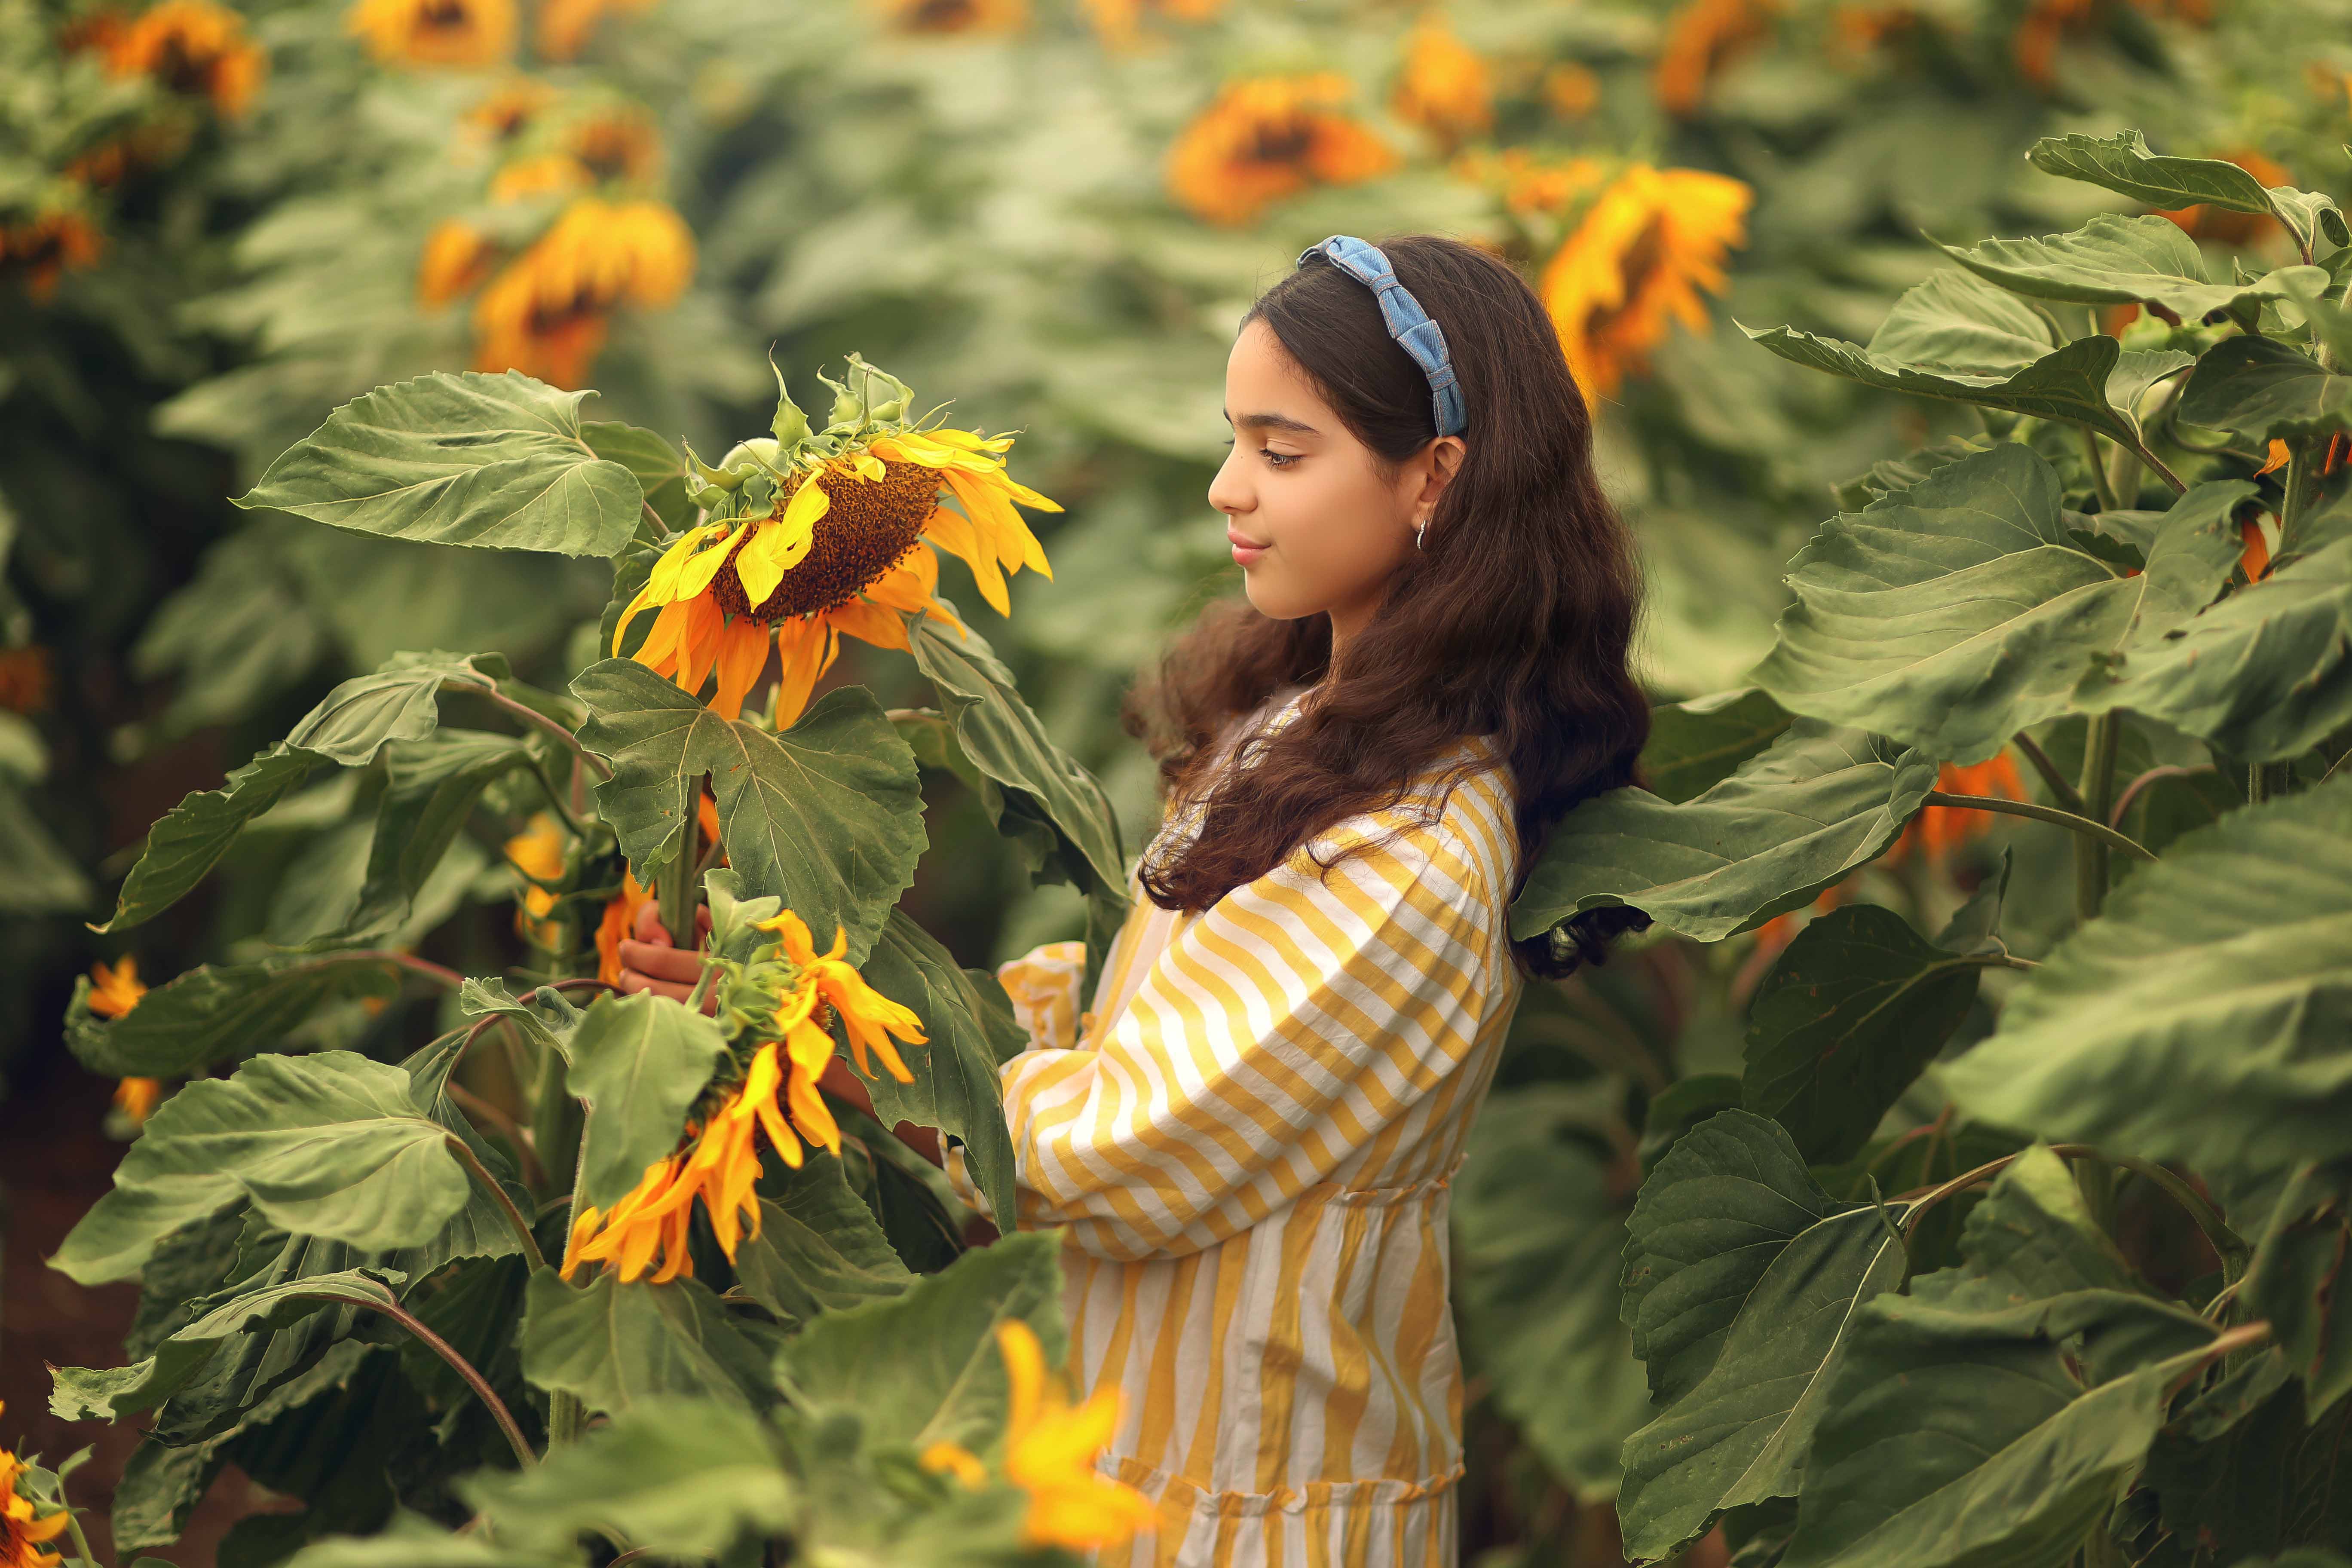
[660,783,702,949]
[2075,715,2121,921]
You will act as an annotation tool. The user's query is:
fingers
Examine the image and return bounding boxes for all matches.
[614,967,696,1004]
[631,896,670,946]
[617,937,702,985]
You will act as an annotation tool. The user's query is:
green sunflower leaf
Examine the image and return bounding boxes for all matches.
[1638,689,1793,805]
[237,371,643,558]
[1741,322,2137,445]
[50,1050,474,1285]
[731,1157,912,1326]
[564,992,729,1216]
[64,951,405,1078]
[2026,130,2349,256]
[1937,216,2327,322]
[518,1268,772,1418]
[0,776,92,914]
[49,1267,404,1423]
[1747,444,2248,762]
[852,910,1026,1230]
[2180,337,2352,444]
[570,658,925,965]
[1940,777,2352,1179]
[1510,722,1938,945]
[582,421,691,531]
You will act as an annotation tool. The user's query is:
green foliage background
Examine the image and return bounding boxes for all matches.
[12,0,2352,1559]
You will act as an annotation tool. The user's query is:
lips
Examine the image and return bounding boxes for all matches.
[1225,529,1268,550]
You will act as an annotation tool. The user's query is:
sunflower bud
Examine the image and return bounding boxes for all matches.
[721,437,784,475]
[868,398,903,421]
[683,440,744,490]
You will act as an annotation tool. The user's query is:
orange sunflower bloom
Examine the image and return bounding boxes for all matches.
[1166,74,1398,228]
[102,0,266,116]
[418,219,496,306]
[1543,62,1600,119]
[1539,163,1751,401]
[919,1322,1153,1552]
[593,870,657,986]
[348,0,516,68]
[1454,147,1604,216]
[0,1409,70,1568]
[503,811,567,942]
[1391,16,1491,150]
[1655,0,1777,115]
[471,197,694,386]
[462,75,554,145]
[560,907,926,1284]
[611,416,1057,728]
[2,208,105,300]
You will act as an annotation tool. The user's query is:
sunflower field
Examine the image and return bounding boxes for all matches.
[6,0,2352,1562]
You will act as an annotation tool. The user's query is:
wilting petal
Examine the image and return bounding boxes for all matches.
[922,503,1008,614]
[769,615,830,729]
[676,521,751,599]
[710,616,772,720]
[675,597,727,700]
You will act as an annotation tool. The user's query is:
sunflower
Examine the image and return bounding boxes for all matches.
[1391,16,1491,150]
[536,0,652,58]
[0,1413,69,1568]
[594,870,657,986]
[1166,74,1398,228]
[102,0,266,116]
[2,207,105,300]
[0,647,51,715]
[1539,163,1751,402]
[471,197,694,387]
[1078,0,1220,49]
[560,907,926,1284]
[348,0,517,68]
[418,219,495,306]
[881,0,1028,34]
[919,1322,1154,1551]
[1654,0,1777,115]
[612,359,1059,728]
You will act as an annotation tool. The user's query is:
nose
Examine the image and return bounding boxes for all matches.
[1207,444,1250,517]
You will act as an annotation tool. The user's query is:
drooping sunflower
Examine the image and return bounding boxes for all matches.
[536,0,652,59]
[1654,0,1777,115]
[0,1410,70,1568]
[560,908,927,1284]
[418,219,495,306]
[102,0,267,117]
[1391,16,1491,150]
[1454,147,1604,217]
[348,0,517,69]
[1166,74,1398,228]
[462,75,554,145]
[470,197,694,386]
[1539,163,1751,401]
[2,206,105,300]
[612,358,1059,727]
[919,1322,1155,1551]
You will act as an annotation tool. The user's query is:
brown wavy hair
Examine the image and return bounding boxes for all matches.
[1121,233,1651,979]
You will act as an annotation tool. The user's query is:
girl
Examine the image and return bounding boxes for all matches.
[619,232,1649,1565]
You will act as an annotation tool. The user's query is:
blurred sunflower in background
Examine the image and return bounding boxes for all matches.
[350,0,517,69]
[1078,0,1221,51]
[536,0,653,58]
[1166,73,1397,227]
[614,354,1059,727]
[1391,15,1491,151]
[881,0,1029,37]
[1539,163,1751,401]
[98,0,266,117]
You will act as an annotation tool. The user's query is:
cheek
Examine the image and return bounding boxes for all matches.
[1256,467,1405,594]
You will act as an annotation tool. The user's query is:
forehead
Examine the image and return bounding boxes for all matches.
[1225,319,1332,431]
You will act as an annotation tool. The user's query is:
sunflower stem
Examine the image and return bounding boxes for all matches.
[660,783,702,950]
[2073,714,2123,920]
[2082,428,2120,511]
[59,1496,99,1568]
[291,1289,536,1468]
[1918,790,2154,863]
[2011,732,2086,815]
[445,1134,548,1274]
[472,683,613,782]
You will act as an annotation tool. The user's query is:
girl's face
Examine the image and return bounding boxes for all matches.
[1208,319,1463,651]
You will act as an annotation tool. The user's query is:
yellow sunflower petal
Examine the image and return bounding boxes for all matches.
[710,616,773,721]
[922,504,1009,615]
[675,520,752,600]
[757,907,818,962]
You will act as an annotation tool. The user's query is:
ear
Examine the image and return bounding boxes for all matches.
[1415,435,1467,508]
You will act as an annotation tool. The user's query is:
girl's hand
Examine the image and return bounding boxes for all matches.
[614,897,717,1014]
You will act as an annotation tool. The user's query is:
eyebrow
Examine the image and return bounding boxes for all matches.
[1224,410,1320,435]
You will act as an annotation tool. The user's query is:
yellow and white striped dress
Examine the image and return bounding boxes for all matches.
[945,690,1526,1567]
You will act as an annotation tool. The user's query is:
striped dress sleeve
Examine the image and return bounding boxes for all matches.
[950,804,1499,1261]
[993,937,1089,1054]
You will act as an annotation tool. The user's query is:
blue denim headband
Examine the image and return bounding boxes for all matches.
[1297,235,1467,440]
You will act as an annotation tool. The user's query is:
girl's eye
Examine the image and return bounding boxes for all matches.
[1261,449,1300,469]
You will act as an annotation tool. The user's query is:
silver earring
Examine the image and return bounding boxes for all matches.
[1413,514,1429,550]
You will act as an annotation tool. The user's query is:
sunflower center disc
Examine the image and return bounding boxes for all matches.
[712,458,937,623]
